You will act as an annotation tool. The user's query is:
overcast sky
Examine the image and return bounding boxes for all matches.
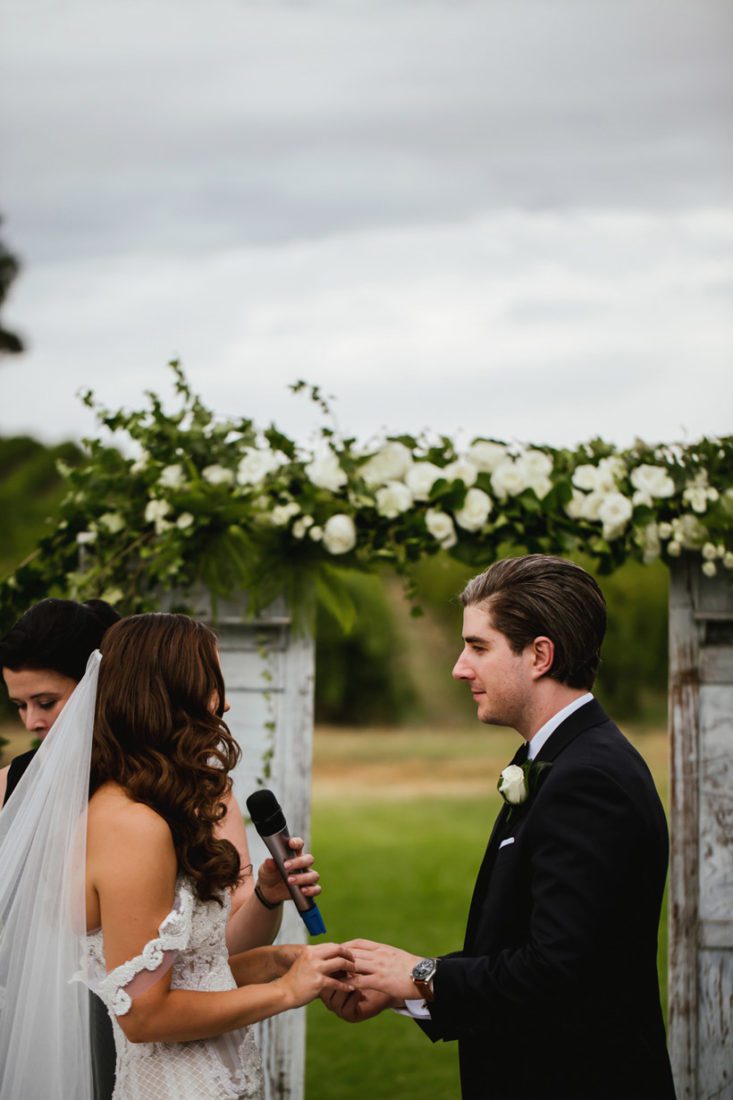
[1,0,731,449]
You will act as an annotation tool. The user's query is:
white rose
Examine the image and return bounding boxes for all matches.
[723,551,733,570]
[359,442,413,486]
[405,462,443,501]
[683,486,709,514]
[498,764,528,806]
[271,501,301,526]
[144,498,173,534]
[667,540,682,557]
[630,464,675,499]
[454,488,493,532]
[565,490,586,520]
[425,509,457,549]
[237,448,286,486]
[99,512,125,534]
[491,459,529,499]
[443,457,478,487]
[305,452,348,492]
[144,499,170,525]
[467,440,508,473]
[376,481,413,519]
[657,522,673,540]
[707,487,719,503]
[159,464,185,489]
[632,490,653,508]
[309,525,324,542]
[580,491,606,522]
[177,512,195,530]
[598,492,633,540]
[76,530,97,546]
[203,464,235,487]
[672,513,707,549]
[572,464,602,492]
[702,560,717,578]
[322,513,357,555]
[292,518,309,539]
[702,542,718,561]
[516,449,553,480]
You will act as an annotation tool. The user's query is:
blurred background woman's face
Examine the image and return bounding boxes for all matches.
[3,667,77,738]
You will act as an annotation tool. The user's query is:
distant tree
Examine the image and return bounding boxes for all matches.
[0,216,24,355]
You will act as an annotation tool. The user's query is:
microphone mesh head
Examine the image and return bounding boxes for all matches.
[246,788,286,835]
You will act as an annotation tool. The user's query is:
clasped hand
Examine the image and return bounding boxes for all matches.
[320,939,426,1023]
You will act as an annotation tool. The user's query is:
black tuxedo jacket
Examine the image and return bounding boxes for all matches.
[419,700,676,1100]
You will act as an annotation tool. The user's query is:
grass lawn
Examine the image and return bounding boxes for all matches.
[306,723,669,1100]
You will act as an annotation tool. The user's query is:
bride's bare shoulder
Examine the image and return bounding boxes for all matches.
[88,783,173,854]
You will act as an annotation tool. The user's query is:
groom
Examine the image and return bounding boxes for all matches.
[325,555,676,1099]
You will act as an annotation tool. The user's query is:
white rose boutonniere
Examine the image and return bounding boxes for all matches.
[497,759,553,820]
[497,765,527,805]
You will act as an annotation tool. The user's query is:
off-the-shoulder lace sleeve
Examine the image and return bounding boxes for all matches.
[77,879,194,1017]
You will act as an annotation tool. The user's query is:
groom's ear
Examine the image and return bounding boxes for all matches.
[529,636,554,679]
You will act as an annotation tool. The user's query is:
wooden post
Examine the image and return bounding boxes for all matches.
[183,591,315,1100]
[669,556,733,1099]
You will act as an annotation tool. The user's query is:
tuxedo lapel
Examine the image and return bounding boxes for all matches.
[463,702,607,951]
[464,740,528,949]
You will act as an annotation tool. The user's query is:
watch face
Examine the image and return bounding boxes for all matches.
[412,958,436,982]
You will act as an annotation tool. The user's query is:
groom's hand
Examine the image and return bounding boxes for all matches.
[321,983,396,1023]
[343,939,425,1001]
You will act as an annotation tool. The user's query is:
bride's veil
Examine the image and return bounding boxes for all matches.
[0,649,101,1100]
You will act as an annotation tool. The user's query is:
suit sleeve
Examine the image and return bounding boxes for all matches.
[424,764,641,1041]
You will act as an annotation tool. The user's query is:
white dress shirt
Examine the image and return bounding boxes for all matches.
[400,692,594,1020]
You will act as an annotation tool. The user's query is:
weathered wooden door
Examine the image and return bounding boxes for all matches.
[669,557,733,1099]
[194,592,316,1100]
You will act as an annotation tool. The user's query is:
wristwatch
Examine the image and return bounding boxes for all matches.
[410,957,438,1002]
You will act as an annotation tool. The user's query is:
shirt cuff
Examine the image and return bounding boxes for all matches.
[393,997,432,1020]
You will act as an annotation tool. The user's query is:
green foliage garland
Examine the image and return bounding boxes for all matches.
[1,362,731,630]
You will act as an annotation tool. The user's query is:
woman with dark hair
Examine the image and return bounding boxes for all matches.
[0,612,350,1100]
[0,598,121,805]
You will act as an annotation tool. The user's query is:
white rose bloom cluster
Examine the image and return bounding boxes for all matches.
[491,450,554,501]
[425,509,457,549]
[305,452,348,492]
[144,499,172,534]
[572,456,626,493]
[468,441,508,473]
[202,464,235,487]
[405,462,443,501]
[454,488,493,532]
[359,442,412,487]
[322,514,357,555]
[270,501,301,526]
[444,457,478,487]
[629,465,675,499]
[376,481,413,519]
[237,447,287,486]
[682,471,719,514]
[159,464,186,489]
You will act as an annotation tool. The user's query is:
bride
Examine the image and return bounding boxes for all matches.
[0,612,352,1100]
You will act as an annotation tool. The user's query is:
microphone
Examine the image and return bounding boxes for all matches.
[246,788,326,937]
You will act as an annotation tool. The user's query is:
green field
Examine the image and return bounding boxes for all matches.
[306,724,669,1100]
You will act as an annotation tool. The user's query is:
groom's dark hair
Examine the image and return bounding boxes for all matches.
[460,555,606,689]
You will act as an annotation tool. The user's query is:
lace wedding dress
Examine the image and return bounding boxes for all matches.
[79,878,265,1100]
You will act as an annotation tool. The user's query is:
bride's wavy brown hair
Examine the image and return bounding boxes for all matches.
[91,613,242,903]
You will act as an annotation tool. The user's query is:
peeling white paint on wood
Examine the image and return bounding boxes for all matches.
[197,593,315,1100]
[670,558,733,1100]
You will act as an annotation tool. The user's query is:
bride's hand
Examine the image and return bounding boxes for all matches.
[256,837,321,907]
[279,943,354,1008]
